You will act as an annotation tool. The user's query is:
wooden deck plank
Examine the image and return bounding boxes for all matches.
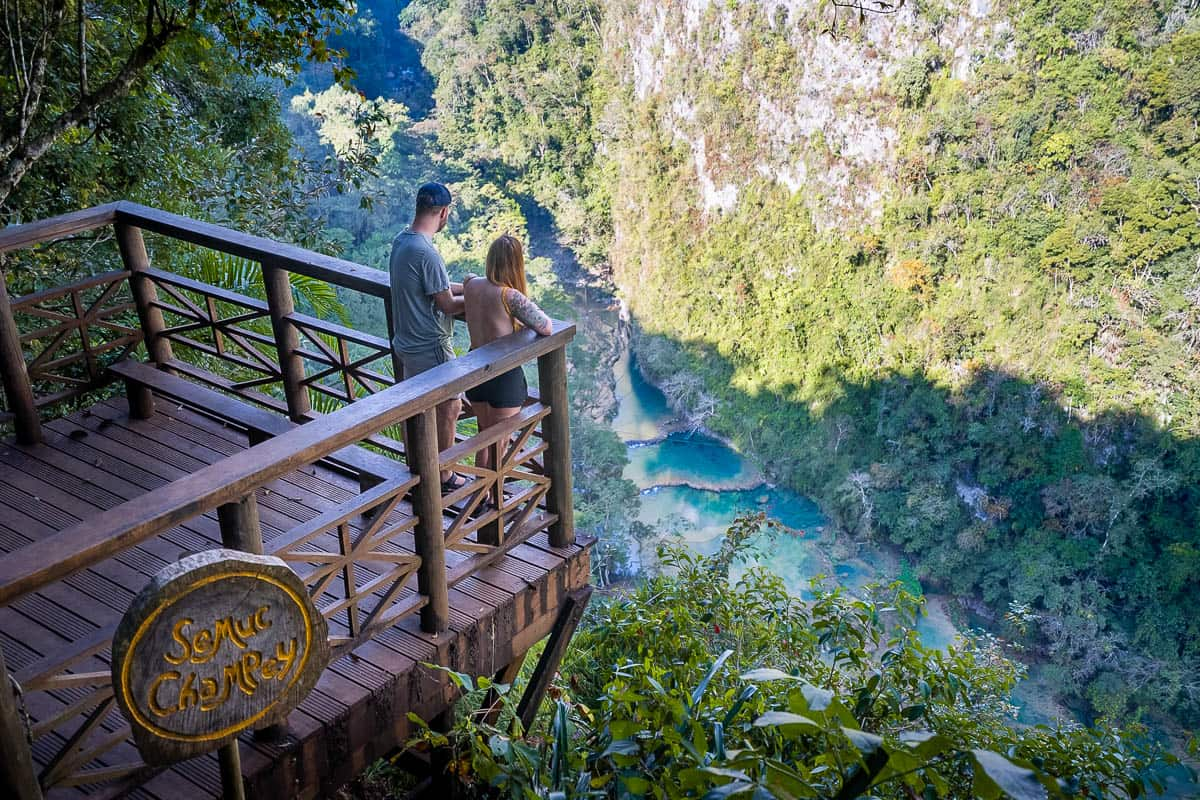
[44,413,328,541]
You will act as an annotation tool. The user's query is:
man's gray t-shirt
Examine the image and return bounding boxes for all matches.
[388,229,453,355]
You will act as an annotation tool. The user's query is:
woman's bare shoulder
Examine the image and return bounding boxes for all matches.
[502,287,553,336]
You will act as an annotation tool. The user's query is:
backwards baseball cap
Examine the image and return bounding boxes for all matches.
[416,181,452,210]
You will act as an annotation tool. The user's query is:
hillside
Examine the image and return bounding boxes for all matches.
[401,0,1200,729]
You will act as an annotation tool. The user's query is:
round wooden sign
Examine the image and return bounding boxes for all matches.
[111,549,330,764]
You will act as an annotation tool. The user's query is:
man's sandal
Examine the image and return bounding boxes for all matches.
[441,473,468,494]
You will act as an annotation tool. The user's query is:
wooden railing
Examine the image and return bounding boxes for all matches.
[0,203,578,797]
[0,202,409,432]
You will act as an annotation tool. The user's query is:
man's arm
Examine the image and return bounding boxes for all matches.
[432,289,464,317]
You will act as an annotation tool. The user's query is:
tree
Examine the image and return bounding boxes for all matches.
[0,0,354,213]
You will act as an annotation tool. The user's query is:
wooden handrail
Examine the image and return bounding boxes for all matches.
[0,321,575,607]
[0,202,121,253]
[114,203,391,297]
[0,201,391,297]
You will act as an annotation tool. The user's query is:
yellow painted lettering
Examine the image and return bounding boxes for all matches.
[239,651,262,695]
[177,671,199,711]
[234,613,257,641]
[198,676,219,709]
[190,628,214,663]
[273,638,298,682]
[213,617,248,654]
[162,618,193,665]
[254,605,271,632]
[148,671,180,717]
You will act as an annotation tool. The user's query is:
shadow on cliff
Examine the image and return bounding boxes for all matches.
[630,327,1200,730]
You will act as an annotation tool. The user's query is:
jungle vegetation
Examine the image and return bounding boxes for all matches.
[5,0,1199,792]
[396,0,1200,739]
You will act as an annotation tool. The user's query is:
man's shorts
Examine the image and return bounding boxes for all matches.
[399,341,455,380]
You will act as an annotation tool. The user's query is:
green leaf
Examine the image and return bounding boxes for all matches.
[802,683,835,711]
[765,760,819,799]
[691,648,735,710]
[841,727,884,754]
[488,734,511,759]
[603,739,640,757]
[699,766,753,780]
[610,719,641,739]
[900,731,952,759]
[741,667,801,682]
[624,775,652,795]
[702,781,756,799]
[971,750,1048,800]
[444,669,475,691]
[753,711,820,731]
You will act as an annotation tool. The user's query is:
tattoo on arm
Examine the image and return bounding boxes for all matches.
[505,288,553,336]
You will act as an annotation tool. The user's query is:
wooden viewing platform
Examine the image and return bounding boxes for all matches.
[0,203,593,799]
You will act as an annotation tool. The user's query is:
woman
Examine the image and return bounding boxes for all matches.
[463,235,554,456]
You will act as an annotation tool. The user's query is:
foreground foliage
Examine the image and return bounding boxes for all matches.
[416,518,1186,799]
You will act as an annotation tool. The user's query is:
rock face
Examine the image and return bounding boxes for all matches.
[606,0,1010,227]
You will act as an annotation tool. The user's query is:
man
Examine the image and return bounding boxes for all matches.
[389,181,465,489]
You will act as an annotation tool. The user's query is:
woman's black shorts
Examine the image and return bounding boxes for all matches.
[465,367,527,409]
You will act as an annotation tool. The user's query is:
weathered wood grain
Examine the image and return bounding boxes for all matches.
[110,550,330,765]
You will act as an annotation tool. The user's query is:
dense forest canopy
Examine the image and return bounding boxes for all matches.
[396,0,1200,736]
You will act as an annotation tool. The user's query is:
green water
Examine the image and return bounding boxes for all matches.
[626,433,762,490]
[614,344,960,645]
[612,348,673,442]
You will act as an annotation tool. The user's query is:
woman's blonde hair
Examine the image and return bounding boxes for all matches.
[485,234,527,296]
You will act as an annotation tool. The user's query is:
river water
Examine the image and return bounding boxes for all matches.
[611,341,961,648]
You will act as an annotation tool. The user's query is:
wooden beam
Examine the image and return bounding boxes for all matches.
[116,224,172,364]
[0,643,43,800]
[516,586,593,730]
[477,651,528,726]
[262,261,310,422]
[407,409,449,633]
[0,269,40,445]
[537,346,574,547]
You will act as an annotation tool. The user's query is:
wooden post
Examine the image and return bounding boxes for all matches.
[124,377,155,420]
[0,268,40,445]
[217,494,263,554]
[382,297,403,384]
[217,736,246,800]
[406,408,449,633]
[216,494,259,797]
[0,643,43,800]
[262,261,310,423]
[479,440,502,547]
[116,224,173,365]
[536,346,574,547]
